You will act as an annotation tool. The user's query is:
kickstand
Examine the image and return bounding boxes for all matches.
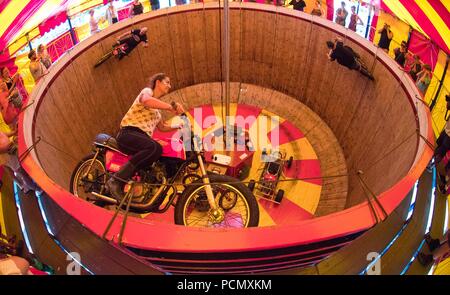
[102,182,135,244]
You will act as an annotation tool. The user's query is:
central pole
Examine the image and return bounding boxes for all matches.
[223,0,230,124]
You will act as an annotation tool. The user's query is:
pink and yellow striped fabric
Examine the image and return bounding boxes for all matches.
[0,0,449,53]
[382,0,450,54]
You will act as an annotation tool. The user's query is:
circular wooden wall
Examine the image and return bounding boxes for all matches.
[30,3,418,218]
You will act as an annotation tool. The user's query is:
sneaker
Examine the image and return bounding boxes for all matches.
[417,252,433,266]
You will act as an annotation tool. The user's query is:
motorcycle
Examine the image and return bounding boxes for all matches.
[93,43,129,68]
[69,118,259,228]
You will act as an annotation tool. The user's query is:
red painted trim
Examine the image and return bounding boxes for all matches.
[18,5,433,254]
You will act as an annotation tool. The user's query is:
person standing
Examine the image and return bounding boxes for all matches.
[377,23,393,53]
[311,0,325,17]
[129,0,144,17]
[415,64,432,94]
[37,44,52,70]
[105,1,118,25]
[89,9,101,35]
[289,0,306,12]
[407,54,422,81]
[393,41,408,67]
[150,0,160,11]
[348,6,363,32]
[28,50,48,83]
[335,2,348,27]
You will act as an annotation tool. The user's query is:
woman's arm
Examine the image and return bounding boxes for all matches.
[140,91,184,114]
[358,16,364,25]
[387,29,393,39]
[156,120,181,132]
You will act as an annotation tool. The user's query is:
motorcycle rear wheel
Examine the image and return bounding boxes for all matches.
[174,173,259,228]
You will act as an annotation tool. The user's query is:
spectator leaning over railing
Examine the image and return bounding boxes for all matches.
[105,0,118,25]
[129,0,144,17]
[311,0,325,17]
[289,0,306,12]
[0,82,20,127]
[37,44,52,70]
[348,5,363,32]
[406,54,422,82]
[377,23,393,53]
[415,64,431,94]
[28,49,48,83]
[335,2,348,27]
[89,9,101,35]
[393,40,408,67]
[1,67,22,109]
[150,0,160,11]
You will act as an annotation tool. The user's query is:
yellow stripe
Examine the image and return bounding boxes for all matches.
[279,137,318,161]
[416,0,450,50]
[8,0,66,46]
[0,115,12,236]
[281,180,322,215]
[257,203,276,227]
[0,0,30,37]
[383,0,428,37]
[440,0,450,14]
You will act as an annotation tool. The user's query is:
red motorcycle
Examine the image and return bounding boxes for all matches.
[70,121,259,228]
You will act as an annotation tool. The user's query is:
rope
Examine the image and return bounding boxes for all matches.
[357,171,388,222]
[362,130,418,174]
[38,137,80,162]
[18,136,41,163]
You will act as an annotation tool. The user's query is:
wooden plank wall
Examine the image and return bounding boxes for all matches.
[32,6,418,216]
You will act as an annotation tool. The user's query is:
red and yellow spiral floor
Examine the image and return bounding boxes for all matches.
[146,103,322,227]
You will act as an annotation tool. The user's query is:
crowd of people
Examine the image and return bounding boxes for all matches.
[89,0,154,36]
[375,22,432,94]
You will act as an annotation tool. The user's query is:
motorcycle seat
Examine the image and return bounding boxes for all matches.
[94,133,119,150]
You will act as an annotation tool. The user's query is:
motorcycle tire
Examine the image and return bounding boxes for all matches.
[174,173,259,228]
[70,153,109,206]
[94,51,113,68]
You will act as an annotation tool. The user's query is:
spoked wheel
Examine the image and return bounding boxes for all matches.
[94,51,113,68]
[70,154,108,206]
[174,173,259,228]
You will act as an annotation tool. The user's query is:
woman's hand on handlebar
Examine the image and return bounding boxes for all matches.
[171,102,185,115]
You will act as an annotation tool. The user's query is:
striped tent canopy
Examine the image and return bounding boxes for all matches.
[0,0,107,50]
[0,0,449,53]
[380,0,450,55]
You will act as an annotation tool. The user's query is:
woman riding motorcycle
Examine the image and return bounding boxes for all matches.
[106,73,184,200]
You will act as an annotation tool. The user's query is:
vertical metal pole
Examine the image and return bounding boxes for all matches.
[364,8,372,39]
[67,15,78,46]
[223,0,230,122]
[26,33,32,51]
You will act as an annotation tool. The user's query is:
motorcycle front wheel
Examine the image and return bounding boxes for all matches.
[174,173,259,228]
